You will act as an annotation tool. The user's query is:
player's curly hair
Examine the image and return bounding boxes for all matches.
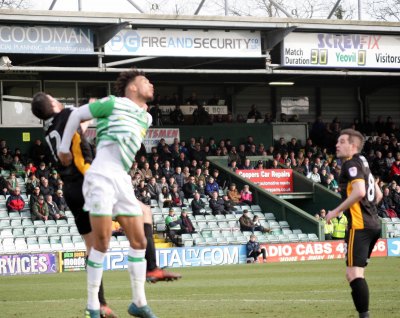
[114,68,145,97]
[31,92,53,120]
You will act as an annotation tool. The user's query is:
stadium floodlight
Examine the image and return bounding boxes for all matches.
[268,81,294,86]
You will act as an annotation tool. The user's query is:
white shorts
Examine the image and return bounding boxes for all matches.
[83,170,142,218]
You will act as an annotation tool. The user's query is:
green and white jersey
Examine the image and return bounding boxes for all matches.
[89,95,151,171]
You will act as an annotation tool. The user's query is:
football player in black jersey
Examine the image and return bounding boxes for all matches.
[326,129,382,318]
[31,93,181,317]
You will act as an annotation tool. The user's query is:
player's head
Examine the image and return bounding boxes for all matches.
[31,92,64,120]
[114,68,154,103]
[336,128,365,158]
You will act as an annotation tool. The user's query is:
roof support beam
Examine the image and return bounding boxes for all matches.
[194,0,207,15]
[93,22,129,49]
[269,0,293,18]
[1,65,399,77]
[49,0,58,10]
[125,0,144,13]
[104,56,157,67]
[327,0,342,19]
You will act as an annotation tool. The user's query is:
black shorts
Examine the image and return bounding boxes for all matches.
[63,178,91,235]
[345,228,381,267]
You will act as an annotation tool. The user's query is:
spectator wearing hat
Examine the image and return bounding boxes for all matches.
[6,187,25,213]
[53,189,68,212]
[255,160,264,170]
[179,210,196,234]
[48,170,60,190]
[165,208,182,246]
[239,210,265,233]
[25,172,40,196]
[31,195,49,221]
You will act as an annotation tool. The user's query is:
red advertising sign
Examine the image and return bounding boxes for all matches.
[236,169,293,194]
[259,239,387,263]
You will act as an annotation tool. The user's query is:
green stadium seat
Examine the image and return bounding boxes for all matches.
[24,228,35,237]
[308,233,319,241]
[292,229,303,235]
[10,219,22,227]
[208,222,219,230]
[216,237,228,245]
[298,233,309,242]
[282,229,293,235]
[13,228,24,237]
[279,221,290,228]
[288,233,299,243]
[205,237,218,246]
[38,237,49,244]
[22,219,34,227]
[33,220,45,227]
[267,235,280,243]
[264,213,276,220]
[35,227,47,236]
[194,237,206,246]
[8,212,20,219]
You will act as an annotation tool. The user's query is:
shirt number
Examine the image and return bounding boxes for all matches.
[367,173,375,202]
[45,130,62,162]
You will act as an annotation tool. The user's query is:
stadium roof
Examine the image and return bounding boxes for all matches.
[0,9,399,85]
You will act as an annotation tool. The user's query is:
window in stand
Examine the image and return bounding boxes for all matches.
[1,80,41,126]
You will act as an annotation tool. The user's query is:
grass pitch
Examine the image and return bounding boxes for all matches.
[1,257,399,318]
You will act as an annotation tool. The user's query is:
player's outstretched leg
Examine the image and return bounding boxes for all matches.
[144,223,182,283]
[140,202,182,283]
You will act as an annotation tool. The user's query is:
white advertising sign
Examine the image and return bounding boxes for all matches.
[282,32,400,69]
[105,29,261,57]
[157,105,228,115]
[143,128,180,152]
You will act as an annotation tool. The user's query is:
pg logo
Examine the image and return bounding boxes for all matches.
[109,30,140,53]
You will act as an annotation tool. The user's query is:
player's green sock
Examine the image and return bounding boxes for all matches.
[128,247,147,307]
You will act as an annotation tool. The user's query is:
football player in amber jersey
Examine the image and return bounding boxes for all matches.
[326,129,382,318]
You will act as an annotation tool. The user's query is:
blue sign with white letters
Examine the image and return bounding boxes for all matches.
[387,238,400,257]
[102,245,247,270]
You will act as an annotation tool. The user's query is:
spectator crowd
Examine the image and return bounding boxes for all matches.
[0,114,399,245]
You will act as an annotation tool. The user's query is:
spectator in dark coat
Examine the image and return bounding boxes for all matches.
[209,191,227,215]
[191,192,208,216]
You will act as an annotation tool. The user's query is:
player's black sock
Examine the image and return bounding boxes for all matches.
[350,278,369,314]
[144,223,157,271]
[98,279,106,306]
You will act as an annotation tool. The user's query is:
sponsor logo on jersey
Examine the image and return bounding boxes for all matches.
[349,167,357,177]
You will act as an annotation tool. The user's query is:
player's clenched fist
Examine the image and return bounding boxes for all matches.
[58,151,73,166]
